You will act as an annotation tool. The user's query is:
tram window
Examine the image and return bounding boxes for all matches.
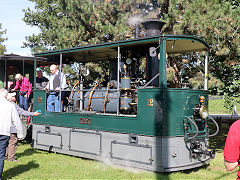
[42,53,142,115]
[62,61,117,114]
[166,52,206,89]
[43,61,119,114]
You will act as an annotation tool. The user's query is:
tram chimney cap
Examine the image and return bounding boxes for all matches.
[141,19,165,37]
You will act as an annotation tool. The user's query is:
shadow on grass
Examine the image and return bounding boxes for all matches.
[214,171,237,180]
[2,160,39,179]
[153,164,210,179]
[16,142,42,159]
[16,148,37,159]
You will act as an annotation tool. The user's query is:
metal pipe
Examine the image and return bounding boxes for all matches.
[117,45,120,115]
[208,116,219,137]
[80,79,83,111]
[209,114,240,123]
[59,53,63,112]
[34,57,36,90]
[187,117,199,140]
[141,73,159,88]
[134,23,139,39]
[204,51,209,90]
[159,38,167,88]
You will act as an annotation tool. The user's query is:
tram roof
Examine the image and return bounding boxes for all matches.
[34,34,209,63]
[0,54,47,65]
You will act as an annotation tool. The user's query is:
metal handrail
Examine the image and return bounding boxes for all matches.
[208,116,219,137]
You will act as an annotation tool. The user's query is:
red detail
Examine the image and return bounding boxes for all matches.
[26,116,31,125]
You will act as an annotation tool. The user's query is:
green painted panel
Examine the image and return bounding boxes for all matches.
[33,89,208,137]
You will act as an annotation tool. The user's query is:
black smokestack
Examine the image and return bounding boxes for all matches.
[141,19,165,37]
[134,23,139,38]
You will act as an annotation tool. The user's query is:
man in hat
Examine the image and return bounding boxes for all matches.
[0,88,23,178]
[6,92,41,162]
[12,74,32,111]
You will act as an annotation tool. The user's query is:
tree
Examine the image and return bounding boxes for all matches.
[24,0,240,110]
[158,0,239,111]
[23,0,164,84]
[23,0,166,52]
[0,23,7,55]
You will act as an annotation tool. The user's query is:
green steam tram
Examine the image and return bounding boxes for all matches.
[32,20,218,172]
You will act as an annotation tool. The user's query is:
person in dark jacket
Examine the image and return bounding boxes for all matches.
[5,92,41,162]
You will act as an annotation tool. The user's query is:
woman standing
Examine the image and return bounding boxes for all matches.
[12,74,32,110]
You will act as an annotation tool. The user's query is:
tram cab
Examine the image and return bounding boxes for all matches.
[32,20,218,172]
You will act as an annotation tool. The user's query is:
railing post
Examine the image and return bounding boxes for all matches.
[159,38,167,88]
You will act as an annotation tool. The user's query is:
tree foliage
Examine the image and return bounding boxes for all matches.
[23,0,159,52]
[24,0,240,110]
[0,23,7,55]
[161,0,240,109]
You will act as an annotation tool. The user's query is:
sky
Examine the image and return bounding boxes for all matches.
[0,0,40,56]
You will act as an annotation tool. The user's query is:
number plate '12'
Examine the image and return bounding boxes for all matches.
[147,99,154,106]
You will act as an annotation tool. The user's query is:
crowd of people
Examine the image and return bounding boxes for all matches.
[0,88,24,178]
[0,64,68,178]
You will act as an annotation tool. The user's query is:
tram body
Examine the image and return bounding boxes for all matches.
[32,31,218,172]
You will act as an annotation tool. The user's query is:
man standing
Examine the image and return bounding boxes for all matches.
[0,88,23,178]
[45,64,67,112]
[12,74,32,110]
[224,120,240,179]
[5,92,41,162]
[36,70,48,89]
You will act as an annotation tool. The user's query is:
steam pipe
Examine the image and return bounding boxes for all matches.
[187,117,199,140]
[134,23,139,38]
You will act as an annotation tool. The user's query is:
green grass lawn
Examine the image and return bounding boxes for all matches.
[2,99,236,179]
[209,97,240,115]
[2,124,236,180]
[209,99,229,114]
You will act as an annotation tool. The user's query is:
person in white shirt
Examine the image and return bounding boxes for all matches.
[0,88,23,178]
[44,64,67,112]
[5,92,41,162]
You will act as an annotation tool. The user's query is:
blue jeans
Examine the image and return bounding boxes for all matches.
[0,135,10,178]
[19,95,28,111]
[47,93,63,112]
